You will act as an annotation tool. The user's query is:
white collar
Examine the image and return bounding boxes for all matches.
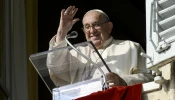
[100,36,113,50]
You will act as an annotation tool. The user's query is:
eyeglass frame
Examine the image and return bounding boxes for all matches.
[82,20,110,32]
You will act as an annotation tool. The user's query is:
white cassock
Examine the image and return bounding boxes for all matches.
[47,36,154,86]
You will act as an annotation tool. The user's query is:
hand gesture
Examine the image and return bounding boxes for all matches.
[56,6,79,43]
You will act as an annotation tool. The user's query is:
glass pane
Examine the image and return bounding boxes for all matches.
[29,41,109,99]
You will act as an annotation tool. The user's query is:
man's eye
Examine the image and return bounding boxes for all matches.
[85,26,90,29]
[95,24,99,27]
[94,23,99,27]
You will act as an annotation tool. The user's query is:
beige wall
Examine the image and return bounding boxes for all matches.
[142,62,175,100]
[25,0,38,100]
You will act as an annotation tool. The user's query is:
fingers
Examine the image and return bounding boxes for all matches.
[107,81,117,87]
[106,76,118,87]
[106,73,117,86]
[106,72,118,80]
[61,9,66,16]
[60,6,79,22]
[63,6,78,16]
[71,7,78,17]
[106,72,120,87]
[64,6,73,15]
[106,72,127,87]
[72,18,80,25]
[107,80,115,85]
[108,83,116,87]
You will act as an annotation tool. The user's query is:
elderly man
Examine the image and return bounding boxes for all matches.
[47,6,154,87]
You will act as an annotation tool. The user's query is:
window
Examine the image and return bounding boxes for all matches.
[146,0,175,73]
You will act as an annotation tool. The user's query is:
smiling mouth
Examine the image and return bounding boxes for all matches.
[91,34,100,38]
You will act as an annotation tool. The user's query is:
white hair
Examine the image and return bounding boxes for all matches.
[84,9,110,21]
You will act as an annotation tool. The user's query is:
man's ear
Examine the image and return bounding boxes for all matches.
[108,22,113,34]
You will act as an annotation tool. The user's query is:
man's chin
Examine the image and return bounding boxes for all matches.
[92,41,102,48]
[92,40,100,44]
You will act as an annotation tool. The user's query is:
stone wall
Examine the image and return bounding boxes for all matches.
[142,62,175,100]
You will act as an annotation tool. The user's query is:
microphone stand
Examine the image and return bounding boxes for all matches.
[65,31,109,90]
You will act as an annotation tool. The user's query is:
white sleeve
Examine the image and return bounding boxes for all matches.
[46,35,73,86]
[49,35,67,49]
[122,41,154,86]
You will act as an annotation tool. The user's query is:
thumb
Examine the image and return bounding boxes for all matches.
[72,18,79,25]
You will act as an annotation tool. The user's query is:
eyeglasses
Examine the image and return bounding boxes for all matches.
[82,21,109,32]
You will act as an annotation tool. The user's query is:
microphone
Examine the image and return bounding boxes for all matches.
[65,31,109,90]
[67,31,78,39]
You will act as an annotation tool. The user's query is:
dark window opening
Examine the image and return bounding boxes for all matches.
[38,0,146,100]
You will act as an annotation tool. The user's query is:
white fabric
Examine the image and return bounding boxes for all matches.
[47,36,154,86]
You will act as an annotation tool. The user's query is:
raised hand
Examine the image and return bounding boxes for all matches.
[56,6,79,43]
